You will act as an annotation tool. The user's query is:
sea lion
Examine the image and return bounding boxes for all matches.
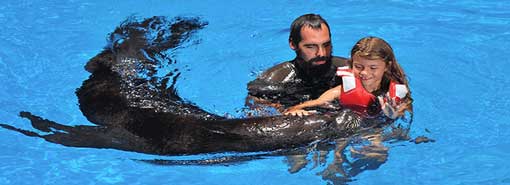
[1,16,381,155]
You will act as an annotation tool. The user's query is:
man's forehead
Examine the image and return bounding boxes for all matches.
[299,26,331,44]
[300,23,329,32]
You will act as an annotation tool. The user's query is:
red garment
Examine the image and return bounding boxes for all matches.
[336,67,407,114]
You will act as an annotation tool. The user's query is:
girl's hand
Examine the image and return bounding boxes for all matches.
[377,96,408,119]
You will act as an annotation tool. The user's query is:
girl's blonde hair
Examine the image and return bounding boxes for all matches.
[350,36,413,113]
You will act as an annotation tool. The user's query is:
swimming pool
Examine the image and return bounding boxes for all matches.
[1,0,509,184]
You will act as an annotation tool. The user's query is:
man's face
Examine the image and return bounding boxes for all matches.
[290,23,332,74]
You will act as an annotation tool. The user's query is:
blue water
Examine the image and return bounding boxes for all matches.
[1,0,510,184]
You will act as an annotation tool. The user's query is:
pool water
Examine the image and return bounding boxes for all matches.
[1,0,510,184]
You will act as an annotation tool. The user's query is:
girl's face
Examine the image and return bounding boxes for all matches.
[352,55,388,92]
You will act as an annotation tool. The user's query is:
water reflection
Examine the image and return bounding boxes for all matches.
[284,119,416,185]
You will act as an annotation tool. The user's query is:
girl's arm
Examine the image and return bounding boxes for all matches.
[284,85,343,116]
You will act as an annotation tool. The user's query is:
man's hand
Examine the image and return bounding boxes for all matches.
[284,109,317,117]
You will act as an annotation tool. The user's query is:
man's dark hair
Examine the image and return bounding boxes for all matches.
[289,14,331,47]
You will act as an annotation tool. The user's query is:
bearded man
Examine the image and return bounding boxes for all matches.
[247,14,348,112]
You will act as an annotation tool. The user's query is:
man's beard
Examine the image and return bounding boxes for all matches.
[295,52,332,78]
